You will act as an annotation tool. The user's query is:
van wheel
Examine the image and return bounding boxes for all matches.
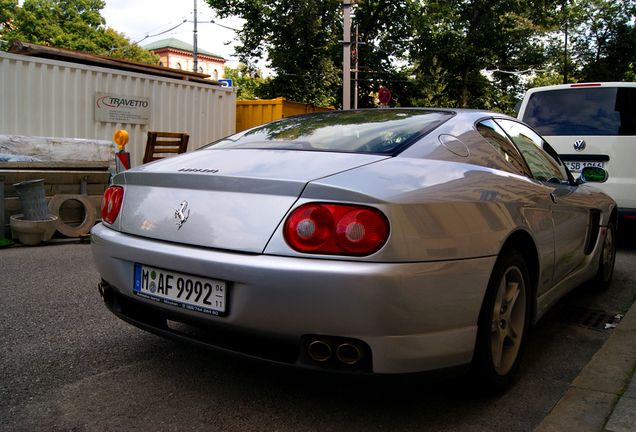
[471,249,531,392]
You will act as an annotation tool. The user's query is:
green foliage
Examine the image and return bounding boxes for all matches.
[224,64,271,100]
[348,0,417,108]
[543,0,636,83]
[0,0,159,64]
[525,71,567,88]
[207,0,342,107]
[574,0,636,81]
[391,58,457,108]
[207,0,635,109]
[409,0,555,109]
[98,28,160,64]
[0,0,19,29]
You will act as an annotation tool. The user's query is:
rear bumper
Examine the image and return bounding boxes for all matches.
[91,223,496,375]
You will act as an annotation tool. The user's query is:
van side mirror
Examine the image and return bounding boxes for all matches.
[576,166,608,184]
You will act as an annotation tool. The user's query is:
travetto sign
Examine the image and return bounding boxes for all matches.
[94,92,151,125]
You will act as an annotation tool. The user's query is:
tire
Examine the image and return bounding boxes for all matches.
[471,248,531,392]
[590,221,617,291]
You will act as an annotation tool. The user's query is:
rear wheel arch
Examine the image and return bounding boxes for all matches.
[589,208,618,291]
[500,230,540,304]
[471,245,533,391]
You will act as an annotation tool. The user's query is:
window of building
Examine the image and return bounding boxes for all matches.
[176,63,182,70]
[213,70,219,80]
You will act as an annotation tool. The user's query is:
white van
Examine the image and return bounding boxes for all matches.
[517,82,636,221]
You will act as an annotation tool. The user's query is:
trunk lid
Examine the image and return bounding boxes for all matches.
[117,149,388,253]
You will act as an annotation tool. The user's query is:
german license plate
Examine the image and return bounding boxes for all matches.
[565,161,604,173]
[133,264,227,316]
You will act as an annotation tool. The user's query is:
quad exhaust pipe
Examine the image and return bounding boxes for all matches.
[336,342,363,365]
[308,340,332,362]
[308,339,365,365]
[98,281,113,303]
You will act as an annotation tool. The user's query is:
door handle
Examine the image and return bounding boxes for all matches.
[550,193,558,204]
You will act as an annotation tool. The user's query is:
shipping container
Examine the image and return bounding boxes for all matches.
[236,97,334,133]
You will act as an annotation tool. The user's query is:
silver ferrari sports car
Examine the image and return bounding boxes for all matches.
[92,108,617,390]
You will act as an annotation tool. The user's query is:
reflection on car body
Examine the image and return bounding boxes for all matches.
[92,108,617,391]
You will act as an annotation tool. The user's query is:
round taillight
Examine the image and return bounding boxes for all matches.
[335,209,388,254]
[285,204,334,250]
[101,186,123,224]
[284,203,389,256]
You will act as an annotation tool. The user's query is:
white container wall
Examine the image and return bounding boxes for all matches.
[0,52,236,168]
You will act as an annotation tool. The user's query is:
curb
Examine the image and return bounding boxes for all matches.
[535,301,636,432]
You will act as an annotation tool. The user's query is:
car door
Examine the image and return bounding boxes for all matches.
[495,119,596,286]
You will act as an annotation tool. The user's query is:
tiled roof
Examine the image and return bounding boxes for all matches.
[144,38,225,60]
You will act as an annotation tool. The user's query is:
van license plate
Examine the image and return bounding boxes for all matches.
[565,161,604,173]
[133,264,227,316]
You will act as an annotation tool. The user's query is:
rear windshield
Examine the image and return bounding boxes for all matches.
[206,109,452,156]
[522,87,636,136]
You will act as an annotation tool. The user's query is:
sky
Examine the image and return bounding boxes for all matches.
[100,0,248,70]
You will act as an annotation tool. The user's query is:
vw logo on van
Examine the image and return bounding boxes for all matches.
[573,139,586,151]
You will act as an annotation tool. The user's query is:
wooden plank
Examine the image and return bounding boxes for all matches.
[1,170,111,182]
[4,184,107,198]
[7,41,223,86]
[1,162,110,170]
[2,171,111,197]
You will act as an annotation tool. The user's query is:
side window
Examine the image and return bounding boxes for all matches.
[476,119,530,175]
[495,119,568,183]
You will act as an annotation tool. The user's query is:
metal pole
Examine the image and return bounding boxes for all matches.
[193,0,198,73]
[354,25,358,110]
[0,175,5,239]
[563,22,568,84]
[343,0,351,110]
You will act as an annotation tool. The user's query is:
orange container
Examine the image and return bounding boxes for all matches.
[236,97,334,132]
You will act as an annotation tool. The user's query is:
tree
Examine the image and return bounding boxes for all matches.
[348,0,420,108]
[569,0,636,81]
[206,0,343,107]
[224,64,271,100]
[0,0,18,30]
[0,0,159,64]
[409,0,557,110]
[204,0,634,110]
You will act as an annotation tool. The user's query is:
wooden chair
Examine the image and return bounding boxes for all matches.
[142,132,190,164]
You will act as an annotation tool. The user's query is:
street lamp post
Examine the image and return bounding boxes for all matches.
[343,0,351,110]
[193,0,198,73]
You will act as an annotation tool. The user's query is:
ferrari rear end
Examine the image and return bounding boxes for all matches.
[91,109,500,378]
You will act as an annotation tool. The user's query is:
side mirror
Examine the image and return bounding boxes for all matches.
[576,166,608,185]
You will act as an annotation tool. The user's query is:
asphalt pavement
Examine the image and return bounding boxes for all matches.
[1,235,635,431]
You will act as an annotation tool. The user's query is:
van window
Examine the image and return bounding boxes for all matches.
[521,87,636,136]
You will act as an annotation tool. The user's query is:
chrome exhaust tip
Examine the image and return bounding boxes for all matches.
[98,281,113,303]
[337,342,363,365]
[308,340,332,362]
